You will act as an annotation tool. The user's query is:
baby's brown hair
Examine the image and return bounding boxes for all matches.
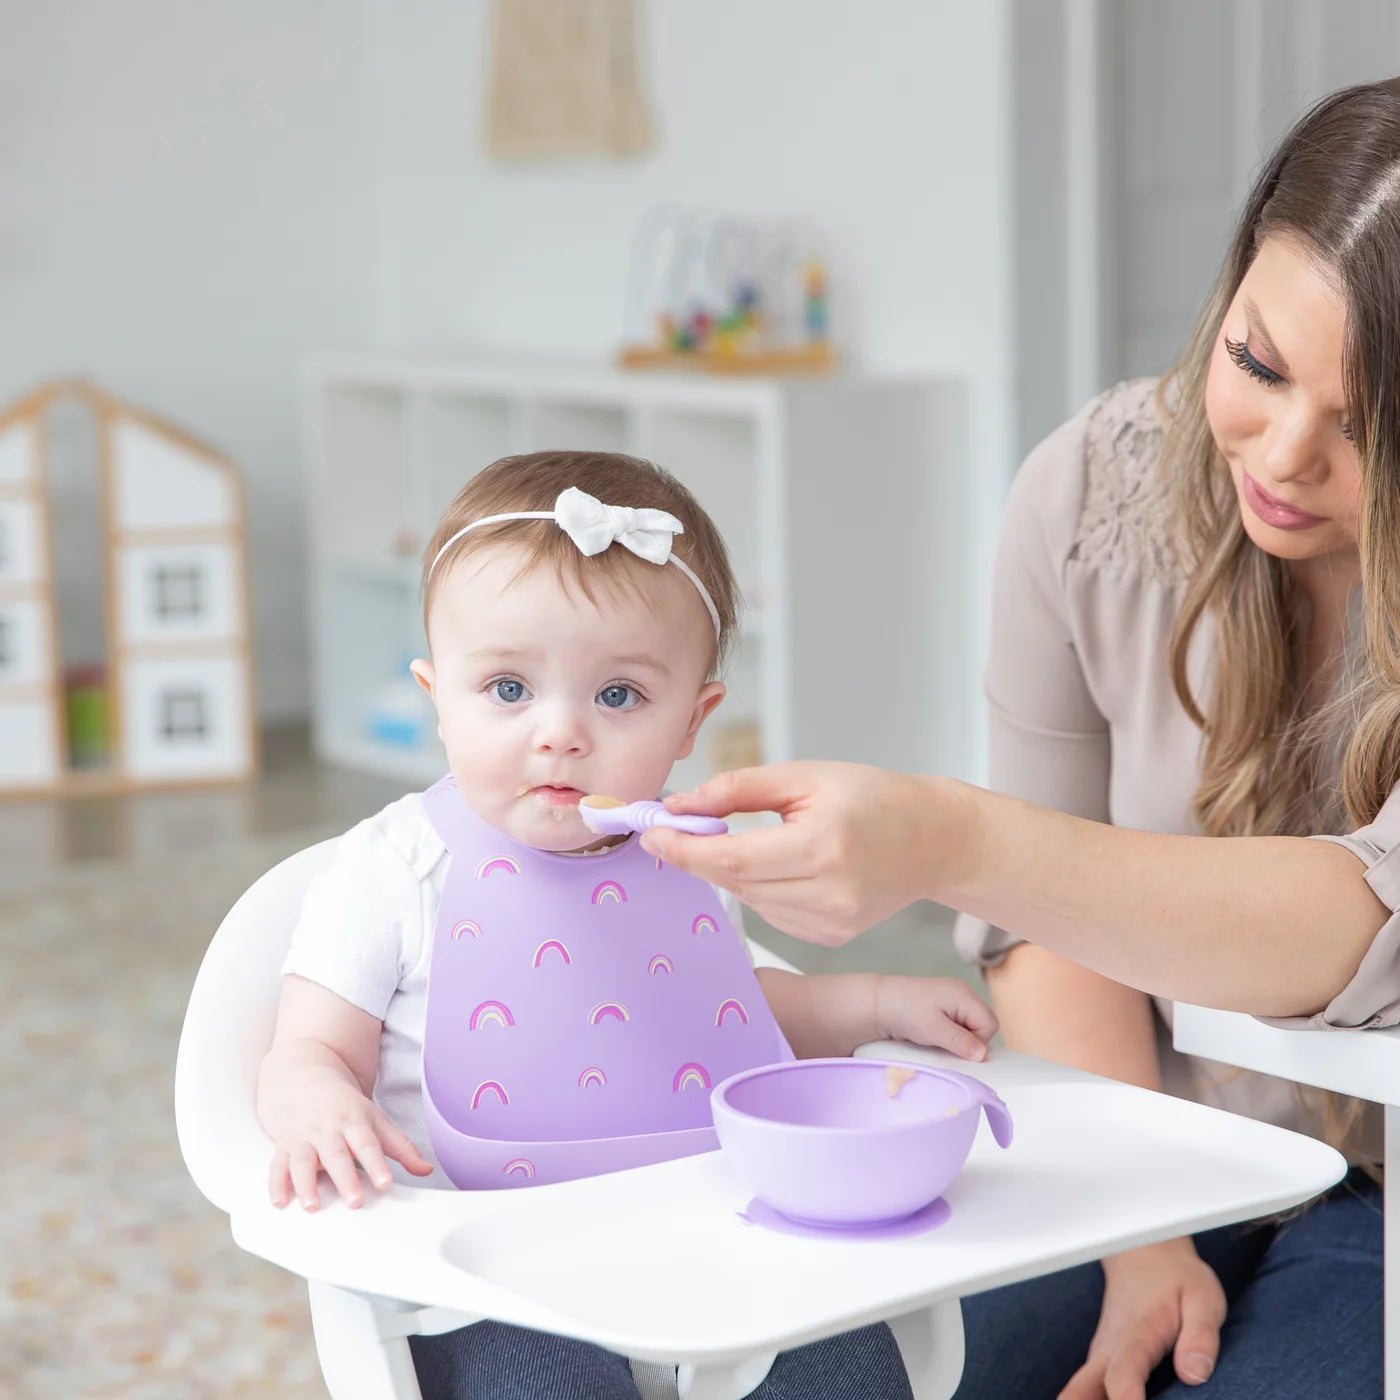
[422,451,739,672]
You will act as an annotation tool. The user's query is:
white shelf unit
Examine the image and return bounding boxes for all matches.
[303,355,972,796]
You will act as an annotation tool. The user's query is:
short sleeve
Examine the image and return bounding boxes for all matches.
[953,404,1112,969]
[281,818,427,1021]
[1272,786,1400,1029]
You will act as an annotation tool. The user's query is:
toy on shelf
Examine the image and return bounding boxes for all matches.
[0,380,257,796]
[620,205,836,375]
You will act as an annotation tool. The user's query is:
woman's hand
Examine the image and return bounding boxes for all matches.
[1060,1238,1226,1400]
[642,762,972,945]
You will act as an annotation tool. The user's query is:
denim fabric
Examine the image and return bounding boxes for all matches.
[953,1168,1382,1400]
[408,1320,913,1400]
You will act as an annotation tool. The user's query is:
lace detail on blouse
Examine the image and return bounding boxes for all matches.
[1069,378,1186,585]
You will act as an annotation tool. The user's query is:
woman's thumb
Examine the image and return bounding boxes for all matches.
[1173,1292,1222,1385]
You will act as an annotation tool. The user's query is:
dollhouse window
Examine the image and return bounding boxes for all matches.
[160,688,208,741]
[151,564,204,621]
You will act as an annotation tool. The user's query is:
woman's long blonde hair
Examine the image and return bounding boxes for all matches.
[1164,80,1400,1157]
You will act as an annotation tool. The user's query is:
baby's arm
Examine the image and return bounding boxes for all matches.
[256,974,433,1210]
[756,969,997,1062]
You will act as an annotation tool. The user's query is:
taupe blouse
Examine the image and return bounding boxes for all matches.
[953,378,1400,1147]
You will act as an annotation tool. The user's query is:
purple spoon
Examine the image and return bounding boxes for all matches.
[578,795,729,837]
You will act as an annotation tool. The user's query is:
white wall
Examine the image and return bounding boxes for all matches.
[0,0,373,720]
[364,0,1015,773]
[0,1,1016,741]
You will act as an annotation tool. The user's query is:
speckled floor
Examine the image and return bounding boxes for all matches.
[2,726,965,1399]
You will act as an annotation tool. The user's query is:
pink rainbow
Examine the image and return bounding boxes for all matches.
[502,1158,535,1180]
[469,1000,515,1032]
[451,918,483,940]
[691,914,718,937]
[476,855,522,879]
[591,879,628,905]
[588,1001,630,1025]
[470,1080,510,1109]
[715,998,750,1028]
[673,1062,712,1093]
[647,954,674,975]
[577,1066,608,1089]
[532,938,572,968]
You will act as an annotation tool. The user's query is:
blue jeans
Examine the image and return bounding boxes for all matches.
[953,1168,1383,1400]
[408,1320,912,1399]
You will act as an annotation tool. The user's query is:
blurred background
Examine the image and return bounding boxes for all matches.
[4,2,1400,1396]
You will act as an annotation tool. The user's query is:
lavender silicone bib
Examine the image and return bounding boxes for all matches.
[421,775,794,1189]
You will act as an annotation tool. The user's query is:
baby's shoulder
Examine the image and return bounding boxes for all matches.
[334,790,448,888]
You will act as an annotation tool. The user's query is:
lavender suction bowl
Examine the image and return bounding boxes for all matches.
[711,1058,1013,1228]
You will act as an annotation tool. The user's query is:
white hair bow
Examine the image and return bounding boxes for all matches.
[552,486,684,564]
[424,485,721,636]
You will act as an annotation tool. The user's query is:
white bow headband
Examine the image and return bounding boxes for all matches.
[425,486,722,637]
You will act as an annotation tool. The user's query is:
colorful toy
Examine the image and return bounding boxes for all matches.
[0,380,257,795]
[620,205,836,374]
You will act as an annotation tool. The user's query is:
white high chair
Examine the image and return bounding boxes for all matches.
[176,840,1349,1400]
[172,838,964,1400]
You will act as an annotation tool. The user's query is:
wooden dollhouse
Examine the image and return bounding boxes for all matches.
[0,381,257,795]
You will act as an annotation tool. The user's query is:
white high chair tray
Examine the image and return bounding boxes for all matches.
[230,1042,1344,1368]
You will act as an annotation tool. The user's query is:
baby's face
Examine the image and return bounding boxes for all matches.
[413,544,724,852]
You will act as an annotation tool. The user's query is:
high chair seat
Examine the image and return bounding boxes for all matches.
[176,840,1349,1400]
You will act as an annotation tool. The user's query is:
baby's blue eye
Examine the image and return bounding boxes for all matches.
[489,679,529,704]
[598,684,639,711]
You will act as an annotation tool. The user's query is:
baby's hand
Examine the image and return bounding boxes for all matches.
[268,1079,435,1211]
[874,976,998,1063]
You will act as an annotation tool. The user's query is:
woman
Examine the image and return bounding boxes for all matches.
[642,81,1400,1398]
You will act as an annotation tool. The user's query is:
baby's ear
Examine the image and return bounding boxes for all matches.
[409,659,435,697]
[677,682,726,758]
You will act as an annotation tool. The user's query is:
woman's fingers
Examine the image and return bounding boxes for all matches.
[641,823,811,892]
[1172,1277,1225,1385]
[664,764,808,818]
[1058,1355,1109,1400]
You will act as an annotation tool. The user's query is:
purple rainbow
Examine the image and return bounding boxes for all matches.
[588,1001,630,1025]
[476,855,522,879]
[532,938,572,968]
[469,1000,515,1032]
[715,998,750,1028]
[450,918,484,940]
[502,1158,535,1180]
[647,954,674,975]
[591,879,628,905]
[691,914,718,937]
[672,1062,712,1093]
[577,1066,608,1089]
[470,1080,510,1110]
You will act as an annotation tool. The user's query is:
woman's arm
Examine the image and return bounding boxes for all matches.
[945,778,1387,1017]
[643,764,1387,1019]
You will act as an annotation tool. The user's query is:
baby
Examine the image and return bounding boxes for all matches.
[256,449,997,1400]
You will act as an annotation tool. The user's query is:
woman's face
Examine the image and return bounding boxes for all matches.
[1203,233,1361,575]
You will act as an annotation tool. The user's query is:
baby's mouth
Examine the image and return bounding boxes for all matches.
[522,785,586,821]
